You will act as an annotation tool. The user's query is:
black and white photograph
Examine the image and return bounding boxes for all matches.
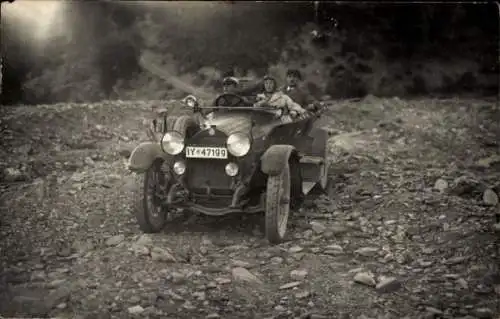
[0,1,499,318]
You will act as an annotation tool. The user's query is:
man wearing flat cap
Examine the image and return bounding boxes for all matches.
[281,69,314,109]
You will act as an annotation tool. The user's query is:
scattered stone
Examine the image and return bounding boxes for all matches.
[417,259,434,268]
[169,291,184,301]
[494,285,500,295]
[206,281,218,289]
[56,302,67,309]
[375,277,401,293]
[353,272,376,287]
[270,256,284,264]
[45,287,71,311]
[105,234,125,247]
[274,305,286,312]
[473,307,494,318]
[475,155,500,168]
[47,279,67,289]
[329,224,349,236]
[451,175,483,197]
[295,290,311,299]
[150,247,176,262]
[232,260,252,268]
[182,300,196,310]
[483,189,499,206]
[434,178,448,192]
[84,157,95,166]
[192,291,206,301]
[289,246,304,253]
[421,247,435,255]
[290,269,308,281]
[4,167,25,182]
[206,314,221,319]
[170,272,186,284]
[215,277,231,285]
[425,307,443,315]
[136,234,153,246]
[231,267,262,285]
[456,278,469,289]
[493,223,500,233]
[279,281,301,290]
[302,229,314,239]
[129,295,141,304]
[445,256,467,265]
[131,244,150,256]
[324,244,344,253]
[310,221,326,234]
[354,247,379,257]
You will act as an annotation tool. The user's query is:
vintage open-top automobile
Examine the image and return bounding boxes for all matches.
[128,92,330,243]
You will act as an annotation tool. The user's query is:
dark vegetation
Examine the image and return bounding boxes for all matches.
[1,1,498,105]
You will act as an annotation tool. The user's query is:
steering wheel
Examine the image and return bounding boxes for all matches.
[214,93,246,107]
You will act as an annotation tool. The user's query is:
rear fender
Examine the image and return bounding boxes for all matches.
[128,142,170,173]
[260,144,297,176]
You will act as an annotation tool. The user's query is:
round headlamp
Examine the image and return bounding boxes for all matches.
[225,162,239,177]
[226,132,251,157]
[161,131,184,155]
[173,161,186,175]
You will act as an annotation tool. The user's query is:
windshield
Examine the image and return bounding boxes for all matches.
[202,109,275,127]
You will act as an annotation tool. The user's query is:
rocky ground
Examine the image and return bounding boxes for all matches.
[0,96,499,319]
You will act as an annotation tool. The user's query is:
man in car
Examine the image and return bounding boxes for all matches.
[215,76,254,107]
[254,75,307,122]
[222,76,240,94]
[281,69,317,110]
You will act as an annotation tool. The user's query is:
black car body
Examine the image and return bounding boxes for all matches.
[128,93,330,243]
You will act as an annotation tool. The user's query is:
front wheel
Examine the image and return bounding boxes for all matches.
[265,162,292,244]
[134,159,171,233]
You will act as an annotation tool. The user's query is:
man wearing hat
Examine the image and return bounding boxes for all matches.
[222,76,240,94]
[217,76,254,106]
[281,69,314,108]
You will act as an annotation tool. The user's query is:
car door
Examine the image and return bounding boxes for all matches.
[271,121,300,144]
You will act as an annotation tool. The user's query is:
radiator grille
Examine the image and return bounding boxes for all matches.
[186,159,232,191]
[185,129,233,192]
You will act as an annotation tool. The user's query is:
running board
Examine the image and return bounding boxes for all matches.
[302,181,317,195]
[299,155,324,165]
[300,156,326,195]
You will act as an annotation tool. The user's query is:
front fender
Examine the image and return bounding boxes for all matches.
[173,115,198,137]
[260,144,297,176]
[128,142,170,173]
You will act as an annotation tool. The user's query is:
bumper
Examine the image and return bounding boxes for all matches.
[165,181,264,215]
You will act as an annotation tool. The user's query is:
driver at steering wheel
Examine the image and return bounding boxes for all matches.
[215,76,253,107]
[222,76,239,94]
[254,75,308,119]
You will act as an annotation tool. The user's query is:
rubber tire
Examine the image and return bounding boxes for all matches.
[134,159,170,233]
[265,161,291,244]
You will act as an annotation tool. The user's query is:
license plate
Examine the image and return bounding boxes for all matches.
[185,146,228,159]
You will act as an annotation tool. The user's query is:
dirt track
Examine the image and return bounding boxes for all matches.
[0,96,499,319]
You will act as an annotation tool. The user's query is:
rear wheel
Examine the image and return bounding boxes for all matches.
[134,159,171,233]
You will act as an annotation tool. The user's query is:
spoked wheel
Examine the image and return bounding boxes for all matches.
[265,162,292,244]
[134,159,171,233]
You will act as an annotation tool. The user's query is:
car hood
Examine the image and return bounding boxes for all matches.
[204,113,253,136]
